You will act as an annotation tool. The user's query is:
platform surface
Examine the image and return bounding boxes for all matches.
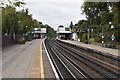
[59,39,119,56]
[2,39,55,78]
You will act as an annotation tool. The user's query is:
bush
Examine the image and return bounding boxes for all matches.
[115,42,120,49]
[84,40,89,44]
[82,33,87,42]
[89,38,95,43]
[26,37,32,41]
[105,43,117,48]
[17,38,26,44]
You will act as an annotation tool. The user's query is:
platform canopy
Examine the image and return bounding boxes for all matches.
[57,27,71,34]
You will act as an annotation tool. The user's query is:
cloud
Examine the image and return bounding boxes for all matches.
[24,0,86,30]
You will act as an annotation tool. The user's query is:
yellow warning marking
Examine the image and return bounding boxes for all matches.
[40,41,44,79]
[30,72,40,74]
[31,68,39,70]
[29,45,40,78]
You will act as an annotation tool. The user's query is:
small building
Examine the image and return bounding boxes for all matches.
[71,26,77,41]
[34,28,46,39]
[57,26,71,40]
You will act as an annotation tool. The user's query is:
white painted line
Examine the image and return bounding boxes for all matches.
[43,40,59,79]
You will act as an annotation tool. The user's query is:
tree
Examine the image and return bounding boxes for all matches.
[81,1,120,47]
[59,25,64,27]
[76,20,87,39]
[44,24,56,37]
[82,2,111,25]
[2,5,17,35]
[2,1,40,38]
[2,1,25,35]
[32,19,39,28]
[111,2,120,43]
[69,21,73,30]
[39,21,42,25]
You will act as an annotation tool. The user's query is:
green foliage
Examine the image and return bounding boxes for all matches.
[89,38,95,43]
[2,1,40,37]
[82,2,110,25]
[14,2,26,7]
[44,24,56,37]
[82,33,87,42]
[77,20,87,30]
[80,2,120,46]
[17,38,26,44]
[69,21,73,30]
[2,0,56,39]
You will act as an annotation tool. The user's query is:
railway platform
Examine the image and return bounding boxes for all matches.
[29,39,55,78]
[2,39,55,79]
[57,39,119,57]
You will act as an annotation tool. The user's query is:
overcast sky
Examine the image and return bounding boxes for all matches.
[23,0,86,30]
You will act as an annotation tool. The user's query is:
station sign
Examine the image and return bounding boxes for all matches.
[34,28,46,33]
[111,34,115,41]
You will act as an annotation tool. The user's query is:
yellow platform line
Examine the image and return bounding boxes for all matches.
[40,41,44,79]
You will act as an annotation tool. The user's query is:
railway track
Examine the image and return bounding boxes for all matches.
[45,39,88,79]
[45,39,75,79]
[45,39,119,79]
[56,40,120,76]
[57,39,119,67]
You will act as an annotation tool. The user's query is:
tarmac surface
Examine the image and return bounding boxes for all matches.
[59,39,119,57]
[2,39,55,78]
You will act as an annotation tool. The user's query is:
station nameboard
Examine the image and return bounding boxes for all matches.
[34,28,46,33]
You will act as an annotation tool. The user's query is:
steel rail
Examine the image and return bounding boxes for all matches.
[50,42,89,79]
[57,39,119,64]
[56,40,120,74]
[56,40,120,71]
[51,41,95,79]
[45,39,76,79]
[54,40,119,78]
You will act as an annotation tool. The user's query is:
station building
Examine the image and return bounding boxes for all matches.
[57,26,71,40]
[71,26,78,41]
[33,28,46,39]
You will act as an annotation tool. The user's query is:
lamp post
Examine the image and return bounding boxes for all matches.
[99,9,104,47]
[91,29,94,38]
[87,28,90,43]
[101,27,104,47]
[77,29,79,41]
[109,22,115,47]
[25,26,28,36]
[87,7,91,44]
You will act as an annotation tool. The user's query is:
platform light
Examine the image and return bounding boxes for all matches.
[111,25,114,29]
